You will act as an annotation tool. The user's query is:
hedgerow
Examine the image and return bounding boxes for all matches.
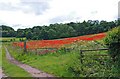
[104,26,120,75]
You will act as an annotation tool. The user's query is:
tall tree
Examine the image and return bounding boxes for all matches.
[48,29,57,39]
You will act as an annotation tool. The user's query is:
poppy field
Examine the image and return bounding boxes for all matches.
[5,30,119,77]
[12,33,106,50]
[7,32,116,77]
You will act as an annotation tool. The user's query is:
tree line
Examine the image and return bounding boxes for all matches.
[1,20,120,40]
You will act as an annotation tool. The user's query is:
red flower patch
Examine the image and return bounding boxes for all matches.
[12,33,106,49]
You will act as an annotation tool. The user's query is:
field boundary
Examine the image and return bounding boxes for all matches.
[79,48,109,71]
[80,48,109,52]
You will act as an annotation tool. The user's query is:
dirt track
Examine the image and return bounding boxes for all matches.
[0,68,7,78]
[5,47,54,77]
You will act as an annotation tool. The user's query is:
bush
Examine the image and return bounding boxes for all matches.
[104,26,120,74]
[104,27,120,61]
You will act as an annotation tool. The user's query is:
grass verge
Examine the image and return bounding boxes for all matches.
[2,46,31,77]
[8,46,78,77]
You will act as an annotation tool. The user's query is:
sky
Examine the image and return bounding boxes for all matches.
[0,0,119,30]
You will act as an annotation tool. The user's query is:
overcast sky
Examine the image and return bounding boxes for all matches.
[0,0,119,30]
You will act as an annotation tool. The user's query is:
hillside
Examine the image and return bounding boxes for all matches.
[1,20,119,40]
[2,27,120,77]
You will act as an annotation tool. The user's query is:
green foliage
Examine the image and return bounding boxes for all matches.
[104,26,120,74]
[1,25,16,37]
[1,20,120,40]
[16,29,26,38]
[39,29,49,40]
[48,29,57,39]
[26,31,32,39]
[104,27,120,59]
[15,20,119,40]
[104,27,120,44]
[68,41,117,77]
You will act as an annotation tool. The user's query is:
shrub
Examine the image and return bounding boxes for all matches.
[104,26,120,74]
[104,27,120,61]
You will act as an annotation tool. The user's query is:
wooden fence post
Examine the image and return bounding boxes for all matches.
[24,41,27,53]
[36,49,38,55]
[80,50,83,71]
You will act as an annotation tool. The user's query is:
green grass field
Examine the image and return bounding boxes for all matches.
[6,40,118,77]
[7,45,78,77]
[0,37,26,42]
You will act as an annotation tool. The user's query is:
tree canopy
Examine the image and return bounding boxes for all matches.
[1,20,120,40]
[0,25,16,37]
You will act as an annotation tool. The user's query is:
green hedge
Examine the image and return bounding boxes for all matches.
[104,27,120,60]
[104,26,120,75]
